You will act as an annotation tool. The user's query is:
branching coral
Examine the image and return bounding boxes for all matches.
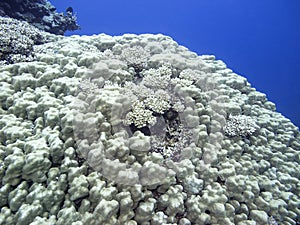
[223,114,258,137]
[124,101,157,128]
[0,16,51,64]
[119,46,150,73]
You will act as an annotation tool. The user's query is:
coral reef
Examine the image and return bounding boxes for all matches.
[0,16,58,65]
[0,33,299,225]
[0,0,79,35]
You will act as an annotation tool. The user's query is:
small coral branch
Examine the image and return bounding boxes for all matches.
[223,114,258,137]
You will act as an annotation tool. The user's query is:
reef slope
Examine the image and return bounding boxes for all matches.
[0,33,299,225]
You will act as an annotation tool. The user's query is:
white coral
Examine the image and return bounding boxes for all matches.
[141,65,172,89]
[223,114,258,137]
[78,78,99,94]
[144,90,170,114]
[124,101,156,128]
[119,46,150,70]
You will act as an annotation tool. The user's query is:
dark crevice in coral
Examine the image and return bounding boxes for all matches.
[216,176,225,185]
[129,124,151,136]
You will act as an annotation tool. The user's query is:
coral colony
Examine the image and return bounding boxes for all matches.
[0,11,299,225]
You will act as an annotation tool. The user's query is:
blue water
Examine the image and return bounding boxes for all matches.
[50,0,300,128]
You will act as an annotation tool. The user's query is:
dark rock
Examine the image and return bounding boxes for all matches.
[0,0,79,35]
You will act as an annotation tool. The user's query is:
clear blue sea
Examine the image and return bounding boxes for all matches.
[50,0,300,128]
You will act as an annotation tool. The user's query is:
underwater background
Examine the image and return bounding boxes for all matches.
[1,1,300,224]
[50,0,300,128]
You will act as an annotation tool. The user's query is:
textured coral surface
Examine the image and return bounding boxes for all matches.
[0,33,299,225]
[0,16,58,65]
